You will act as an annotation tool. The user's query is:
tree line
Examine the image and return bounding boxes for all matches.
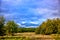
[0,16,36,36]
[0,16,60,36]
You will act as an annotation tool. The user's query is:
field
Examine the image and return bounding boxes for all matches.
[0,32,60,40]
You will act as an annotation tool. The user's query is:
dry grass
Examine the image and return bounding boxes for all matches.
[0,32,60,40]
[14,32,55,39]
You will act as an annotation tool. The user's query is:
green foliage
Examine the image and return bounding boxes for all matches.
[0,16,6,36]
[17,27,36,33]
[0,36,31,40]
[0,16,36,36]
[6,21,19,35]
[35,27,40,34]
[35,18,60,35]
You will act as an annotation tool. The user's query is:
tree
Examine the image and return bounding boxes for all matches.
[0,16,6,36]
[6,21,19,35]
[35,22,46,34]
[35,18,60,35]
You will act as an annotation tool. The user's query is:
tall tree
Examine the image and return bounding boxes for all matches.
[0,16,6,36]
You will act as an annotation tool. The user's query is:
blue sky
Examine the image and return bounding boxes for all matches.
[0,0,60,28]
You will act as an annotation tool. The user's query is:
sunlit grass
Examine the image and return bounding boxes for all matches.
[1,32,59,40]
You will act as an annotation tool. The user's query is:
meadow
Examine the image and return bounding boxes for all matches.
[0,32,60,40]
[0,16,60,40]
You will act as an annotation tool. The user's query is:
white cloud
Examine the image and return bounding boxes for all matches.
[21,21,26,24]
[33,8,58,15]
[30,8,59,18]
[17,23,21,26]
[30,21,40,24]
[30,22,37,24]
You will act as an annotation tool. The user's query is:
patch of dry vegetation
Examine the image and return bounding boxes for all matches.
[0,32,55,40]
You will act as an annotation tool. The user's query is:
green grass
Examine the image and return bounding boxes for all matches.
[0,36,30,40]
[0,36,55,40]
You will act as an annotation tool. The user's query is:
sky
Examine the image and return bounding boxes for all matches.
[0,0,60,28]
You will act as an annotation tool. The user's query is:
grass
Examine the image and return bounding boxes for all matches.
[51,34,60,40]
[0,36,54,40]
[0,32,60,40]
[0,36,29,40]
